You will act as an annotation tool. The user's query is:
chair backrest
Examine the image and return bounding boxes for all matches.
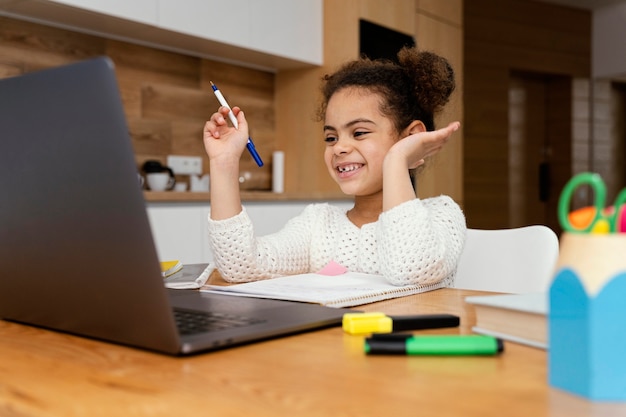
[453,225,560,293]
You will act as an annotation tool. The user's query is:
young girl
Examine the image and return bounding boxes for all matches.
[203,47,466,287]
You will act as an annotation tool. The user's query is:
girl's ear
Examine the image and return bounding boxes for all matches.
[407,120,427,135]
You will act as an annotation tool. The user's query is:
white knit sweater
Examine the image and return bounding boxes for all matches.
[207,196,466,287]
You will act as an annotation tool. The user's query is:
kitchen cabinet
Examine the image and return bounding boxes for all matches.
[158,0,322,66]
[41,0,158,25]
[146,199,352,264]
[0,0,322,69]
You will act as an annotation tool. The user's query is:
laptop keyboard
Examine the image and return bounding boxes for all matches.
[173,308,266,336]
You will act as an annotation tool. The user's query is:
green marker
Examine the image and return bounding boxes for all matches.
[364,334,504,356]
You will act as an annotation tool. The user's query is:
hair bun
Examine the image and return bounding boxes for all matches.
[398,48,455,115]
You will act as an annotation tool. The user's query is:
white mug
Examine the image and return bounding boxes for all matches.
[174,182,188,192]
[190,174,210,192]
[146,172,175,191]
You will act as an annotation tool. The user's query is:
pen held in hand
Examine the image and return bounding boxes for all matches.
[209,81,264,167]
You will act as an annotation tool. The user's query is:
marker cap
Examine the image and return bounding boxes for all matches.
[342,312,392,335]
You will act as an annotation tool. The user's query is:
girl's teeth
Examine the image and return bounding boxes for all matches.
[339,164,361,172]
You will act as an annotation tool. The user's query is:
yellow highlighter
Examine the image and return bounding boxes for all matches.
[342,312,460,335]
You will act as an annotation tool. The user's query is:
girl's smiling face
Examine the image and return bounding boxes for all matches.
[323,87,399,197]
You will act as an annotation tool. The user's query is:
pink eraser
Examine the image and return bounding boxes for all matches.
[317,260,348,276]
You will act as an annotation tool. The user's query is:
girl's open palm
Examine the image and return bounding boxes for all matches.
[387,121,460,169]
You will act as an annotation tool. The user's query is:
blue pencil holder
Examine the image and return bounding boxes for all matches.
[549,232,626,401]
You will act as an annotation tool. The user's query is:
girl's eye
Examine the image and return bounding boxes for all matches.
[324,136,337,144]
[353,131,368,138]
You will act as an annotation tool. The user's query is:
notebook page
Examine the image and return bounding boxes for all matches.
[202,272,437,307]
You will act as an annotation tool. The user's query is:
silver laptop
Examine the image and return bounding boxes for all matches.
[0,57,350,355]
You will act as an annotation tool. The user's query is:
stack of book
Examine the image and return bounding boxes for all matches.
[465,293,547,349]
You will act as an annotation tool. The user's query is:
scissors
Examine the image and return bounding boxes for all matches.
[558,172,626,234]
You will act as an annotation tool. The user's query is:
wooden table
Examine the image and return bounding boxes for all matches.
[1,288,624,417]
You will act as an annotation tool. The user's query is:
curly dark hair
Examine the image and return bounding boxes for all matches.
[317,47,455,133]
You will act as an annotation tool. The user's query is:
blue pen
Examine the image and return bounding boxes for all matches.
[209,81,264,167]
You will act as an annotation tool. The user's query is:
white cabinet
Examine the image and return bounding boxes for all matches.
[47,0,158,25]
[145,199,352,265]
[157,0,249,52]
[158,0,322,65]
[146,202,210,265]
[0,0,323,69]
[247,0,322,65]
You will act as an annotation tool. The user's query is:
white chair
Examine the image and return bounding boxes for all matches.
[453,225,560,293]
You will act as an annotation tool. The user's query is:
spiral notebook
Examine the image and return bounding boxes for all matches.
[203,273,441,308]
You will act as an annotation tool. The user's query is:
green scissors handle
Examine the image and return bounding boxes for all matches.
[613,188,626,233]
[558,172,626,233]
[558,173,600,233]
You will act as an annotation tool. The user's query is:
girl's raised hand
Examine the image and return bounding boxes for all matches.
[203,106,249,165]
[386,121,460,170]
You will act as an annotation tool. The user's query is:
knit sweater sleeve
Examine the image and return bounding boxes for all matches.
[377,196,466,287]
[206,206,318,283]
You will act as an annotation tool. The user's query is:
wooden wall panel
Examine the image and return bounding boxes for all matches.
[275,68,333,194]
[0,16,105,71]
[105,41,201,88]
[359,0,416,35]
[418,0,462,26]
[141,84,212,121]
[127,118,172,157]
[0,17,275,190]
[464,0,590,229]
[466,0,590,33]
[414,0,464,202]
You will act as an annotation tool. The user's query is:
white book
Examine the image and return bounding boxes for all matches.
[202,272,441,308]
[465,293,548,349]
